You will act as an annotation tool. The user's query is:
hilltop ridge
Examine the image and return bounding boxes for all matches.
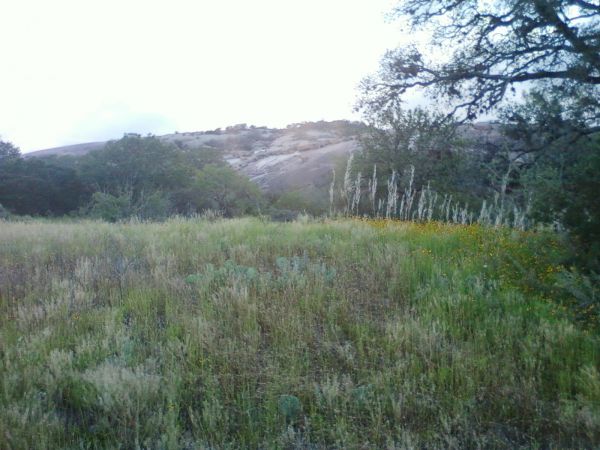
[26,120,504,193]
[27,121,364,192]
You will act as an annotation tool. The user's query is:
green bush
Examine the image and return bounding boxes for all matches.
[0,203,9,219]
[87,192,133,222]
[273,189,328,216]
[192,164,263,217]
[87,190,172,222]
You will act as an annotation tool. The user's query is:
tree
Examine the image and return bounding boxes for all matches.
[79,134,194,200]
[0,139,21,162]
[79,134,206,216]
[361,0,600,270]
[191,164,263,217]
[506,91,600,268]
[360,0,600,126]
[0,140,16,217]
[86,190,171,222]
[0,139,87,216]
[358,103,465,184]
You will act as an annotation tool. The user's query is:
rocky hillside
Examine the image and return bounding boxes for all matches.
[27,120,504,193]
[27,121,364,193]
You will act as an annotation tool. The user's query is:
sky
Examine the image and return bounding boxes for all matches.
[0,0,408,152]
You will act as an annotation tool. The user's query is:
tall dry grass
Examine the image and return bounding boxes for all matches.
[334,161,531,229]
[0,217,598,448]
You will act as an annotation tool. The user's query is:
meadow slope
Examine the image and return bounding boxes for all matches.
[0,218,598,449]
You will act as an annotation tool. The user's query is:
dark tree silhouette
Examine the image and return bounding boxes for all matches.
[360,0,600,124]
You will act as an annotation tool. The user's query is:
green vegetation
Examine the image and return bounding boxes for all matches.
[191,164,263,217]
[351,104,498,219]
[0,144,86,216]
[356,0,600,273]
[1,217,598,448]
[1,2,597,446]
[0,134,264,220]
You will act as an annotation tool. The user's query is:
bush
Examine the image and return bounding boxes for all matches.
[0,203,10,219]
[87,191,172,222]
[525,135,600,271]
[192,164,263,217]
[273,189,328,216]
[87,192,133,222]
[269,209,298,222]
[136,191,172,221]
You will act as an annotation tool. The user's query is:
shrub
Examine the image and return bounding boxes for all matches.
[0,203,9,219]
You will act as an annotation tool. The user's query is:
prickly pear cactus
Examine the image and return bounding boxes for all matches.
[277,394,302,423]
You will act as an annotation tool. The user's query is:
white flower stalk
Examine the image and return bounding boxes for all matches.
[342,154,354,215]
[386,170,398,219]
[370,165,377,215]
[329,168,336,217]
[352,171,362,215]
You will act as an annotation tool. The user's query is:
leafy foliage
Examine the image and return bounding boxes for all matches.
[356,103,488,202]
[0,139,21,162]
[191,164,263,217]
[360,0,600,273]
[494,88,599,269]
[361,0,600,122]
[0,141,88,216]
[78,134,193,201]
[272,188,329,217]
[0,134,265,220]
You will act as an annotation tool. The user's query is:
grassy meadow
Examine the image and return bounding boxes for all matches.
[0,217,599,449]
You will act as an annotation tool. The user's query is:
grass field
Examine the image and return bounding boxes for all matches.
[0,217,598,449]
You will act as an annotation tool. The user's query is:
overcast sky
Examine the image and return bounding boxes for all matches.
[0,0,409,152]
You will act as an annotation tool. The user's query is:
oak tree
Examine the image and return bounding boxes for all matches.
[361,0,600,127]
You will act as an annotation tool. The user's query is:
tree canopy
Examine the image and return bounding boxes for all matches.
[0,135,267,220]
[0,140,87,216]
[360,0,600,125]
[357,0,600,270]
[0,139,21,162]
